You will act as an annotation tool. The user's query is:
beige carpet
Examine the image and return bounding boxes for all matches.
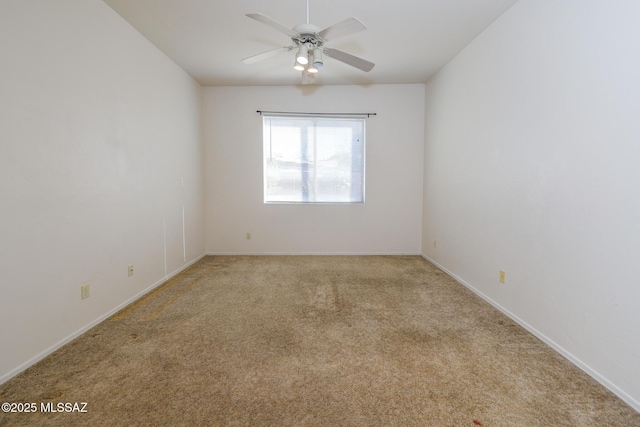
[1,255,638,426]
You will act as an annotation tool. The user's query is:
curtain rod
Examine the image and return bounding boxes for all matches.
[257,110,376,118]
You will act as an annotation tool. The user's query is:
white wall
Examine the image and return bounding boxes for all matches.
[0,0,205,383]
[422,0,640,410]
[204,85,424,255]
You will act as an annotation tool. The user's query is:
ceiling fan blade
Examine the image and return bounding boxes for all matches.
[246,13,299,39]
[319,17,366,41]
[324,48,375,72]
[242,46,293,64]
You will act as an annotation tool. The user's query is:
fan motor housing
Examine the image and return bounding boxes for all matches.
[292,23,323,46]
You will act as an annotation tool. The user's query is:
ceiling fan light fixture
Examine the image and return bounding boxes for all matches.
[312,49,323,67]
[293,57,305,71]
[308,64,319,73]
[296,44,309,65]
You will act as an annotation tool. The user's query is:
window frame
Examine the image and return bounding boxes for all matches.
[262,114,366,205]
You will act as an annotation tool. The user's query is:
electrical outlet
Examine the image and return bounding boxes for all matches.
[499,270,506,283]
[433,240,437,248]
[246,232,251,240]
[81,284,90,300]
[128,264,134,277]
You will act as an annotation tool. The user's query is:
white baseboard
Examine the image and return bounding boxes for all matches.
[0,253,207,386]
[421,253,640,413]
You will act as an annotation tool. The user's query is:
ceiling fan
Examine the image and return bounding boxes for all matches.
[242,0,375,84]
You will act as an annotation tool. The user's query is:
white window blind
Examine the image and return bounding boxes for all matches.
[263,115,365,203]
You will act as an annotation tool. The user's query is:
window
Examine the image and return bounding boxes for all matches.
[263,115,365,203]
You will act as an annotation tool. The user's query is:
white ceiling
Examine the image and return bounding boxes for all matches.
[103,0,518,86]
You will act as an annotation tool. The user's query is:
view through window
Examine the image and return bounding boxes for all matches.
[263,115,365,203]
